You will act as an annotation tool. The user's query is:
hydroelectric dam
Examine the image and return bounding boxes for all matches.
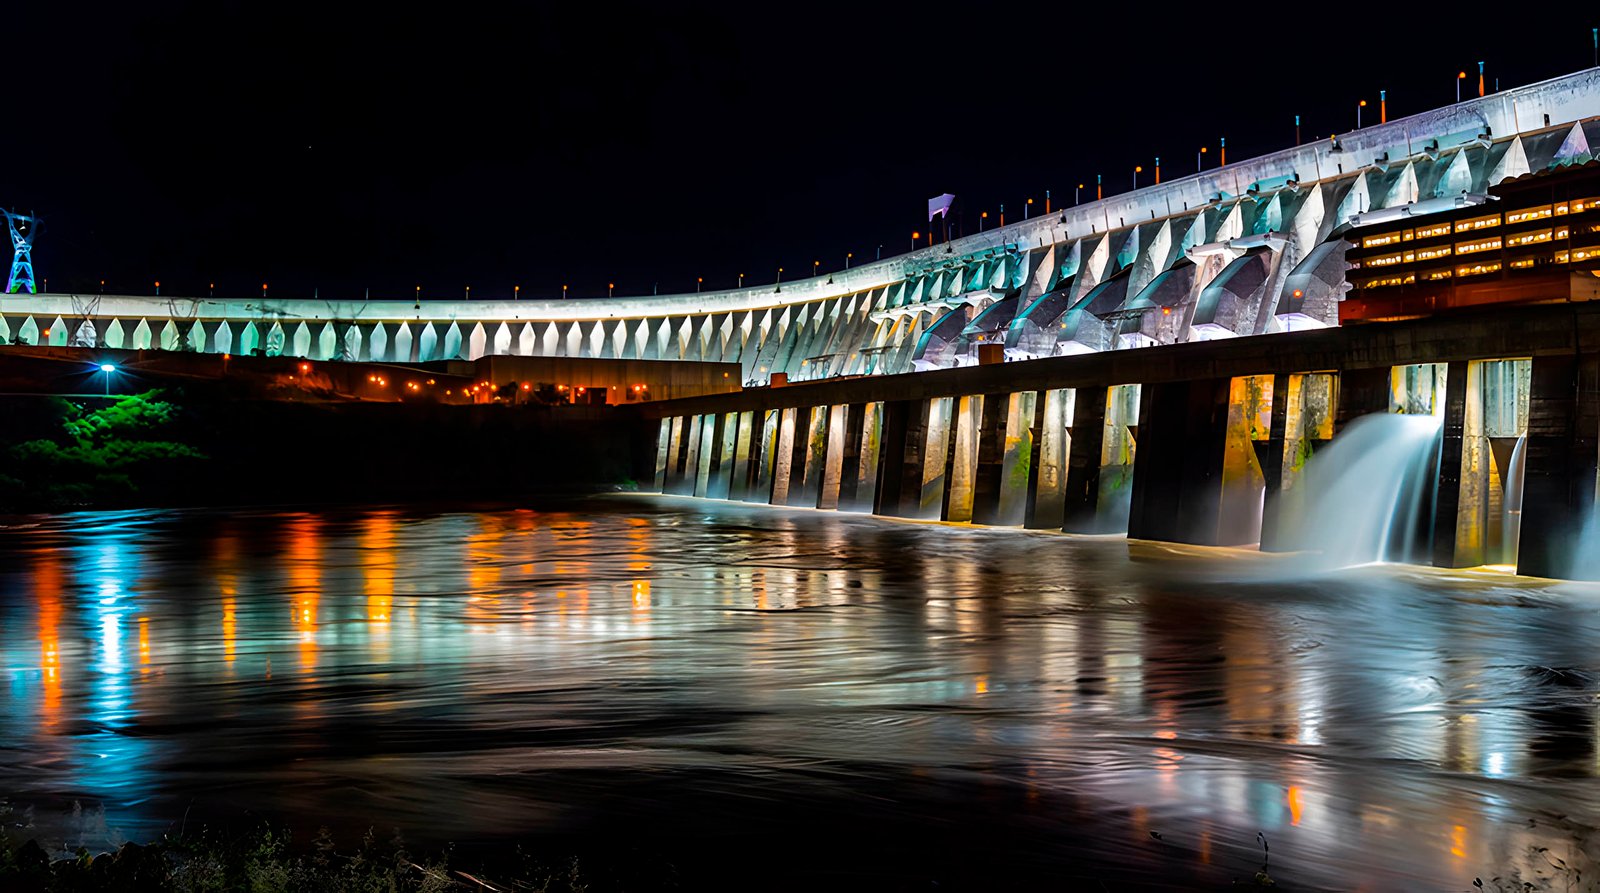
[7,68,1600,578]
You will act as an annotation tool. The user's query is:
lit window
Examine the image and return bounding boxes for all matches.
[1455,214,1502,233]
[1506,206,1553,224]
[1414,222,1453,239]
[1424,268,1453,281]
[1455,236,1502,255]
[1366,252,1404,267]
[1509,258,1537,269]
[1456,261,1501,277]
[1362,232,1401,249]
[1415,245,1452,261]
[1505,230,1553,247]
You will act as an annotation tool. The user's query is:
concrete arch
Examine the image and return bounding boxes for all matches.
[467,322,488,360]
[417,324,438,362]
[103,319,124,349]
[516,322,535,356]
[160,319,181,351]
[365,323,388,362]
[214,321,233,354]
[393,323,414,362]
[238,322,259,356]
[289,321,311,357]
[491,322,511,356]
[441,322,463,359]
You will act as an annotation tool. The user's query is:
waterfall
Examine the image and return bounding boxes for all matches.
[1501,433,1527,566]
[1276,413,1444,571]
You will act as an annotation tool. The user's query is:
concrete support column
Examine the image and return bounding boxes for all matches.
[836,404,868,511]
[708,412,738,500]
[771,407,798,505]
[798,406,828,507]
[751,410,780,503]
[1520,354,1600,577]
[970,393,1010,526]
[664,416,692,495]
[1432,360,1479,568]
[1127,378,1230,545]
[851,402,884,513]
[943,395,983,523]
[1062,387,1107,532]
[693,413,716,497]
[652,419,673,493]
[875,399,933,519]
[727,410,757,502]
[817,405,849,510]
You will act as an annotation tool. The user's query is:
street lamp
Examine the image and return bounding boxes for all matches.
[1076,183,1083,205]
[813,260,820,278]
[1197,146,1207,171]
[1457,71,1466,103]
[911,232,919,251]
[697,276,703,292]
[845,252,853,269]
[980,211,988,231]
[99,364,115,396]
[1358,99,1367,129]
[562,284,568,300]
[1133,166,1142,189]
[514,285,520,300]
[608,282,615,297]
[1025,197,1033,219]
[738,273,745,287]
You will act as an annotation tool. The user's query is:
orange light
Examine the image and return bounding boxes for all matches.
[1459,71,1467,79]
[222,353,230,360]
[154,281,160,288]
[1293,289,1304,298]
[1135,166,1142,173]
[1162,306,1171,315]
[981,212,987,218]
[522,383,531,391]
[299,362,310,372]
[912,231,920,239]
[426,379,435,385]
[576,387,584,393]
[368,375,376,382]
[1359,100,1367,107]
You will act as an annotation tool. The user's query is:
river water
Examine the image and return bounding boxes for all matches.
[1,497,1597,890]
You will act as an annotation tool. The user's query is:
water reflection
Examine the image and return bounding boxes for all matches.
[0,499,1596,889]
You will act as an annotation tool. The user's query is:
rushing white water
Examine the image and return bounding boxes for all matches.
[1277,413,1443,571]
[1502,432,1528,565]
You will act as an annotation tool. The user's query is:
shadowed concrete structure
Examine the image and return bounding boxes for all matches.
[638,302,1600,579]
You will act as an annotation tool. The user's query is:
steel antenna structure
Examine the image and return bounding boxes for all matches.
[4,209,38,294]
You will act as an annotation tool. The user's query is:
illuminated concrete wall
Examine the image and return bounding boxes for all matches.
[9,69,1600,384]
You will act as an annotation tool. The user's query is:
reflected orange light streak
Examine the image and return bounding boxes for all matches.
[287,516,321,669]
[35,549,63,728]
[139,617,151,667]
[631,580,652,621]
[1450,824,1467,859]
[1287,786,1303,826]
[975,675,989,695]
[222,596,237,663]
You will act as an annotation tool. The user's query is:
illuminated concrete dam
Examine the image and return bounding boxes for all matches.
[6,68,1600,383]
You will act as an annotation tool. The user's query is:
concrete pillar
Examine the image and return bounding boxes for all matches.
[708,412,738,500]
[875,399,935,518]
[1258,373,1338,551]
[751,410,780,503]
[771,407,798,505]
[1432,360,1479,567]
[921,397,955,520]
[728,410,756,502]
[798,406,828,507]
[1060,387,1105,531]
[1520,354,1600,578]
[665,416,692,495]
[873,400,911,516]
[693,413,716,497]
[1126,378,1230,545]
[1097,384,1142,533]
[837,404,868,511]
[653,419,672,492]
[970,393,1011,526]
[817,405,849,510]
[1027,389,1071,529]
[995,392,1039,527]
[943,395,983,522]
[852,402,883,513]
[1217,375,1273,546]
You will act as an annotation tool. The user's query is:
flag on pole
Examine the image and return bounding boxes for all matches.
[927,193,956,222]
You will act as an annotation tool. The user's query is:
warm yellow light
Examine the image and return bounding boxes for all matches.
[1359,100,1367,107]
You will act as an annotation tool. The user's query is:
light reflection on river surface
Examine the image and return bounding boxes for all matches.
[2,496,1598,890]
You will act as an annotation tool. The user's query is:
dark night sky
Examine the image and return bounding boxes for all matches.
[6,4,1598,301]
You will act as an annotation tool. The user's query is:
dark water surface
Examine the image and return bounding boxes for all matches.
[2,496,1598,890]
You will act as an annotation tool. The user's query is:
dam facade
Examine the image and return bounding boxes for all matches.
[5,69,1600,386]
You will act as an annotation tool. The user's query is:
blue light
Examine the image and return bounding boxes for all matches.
[100,364,116,373]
